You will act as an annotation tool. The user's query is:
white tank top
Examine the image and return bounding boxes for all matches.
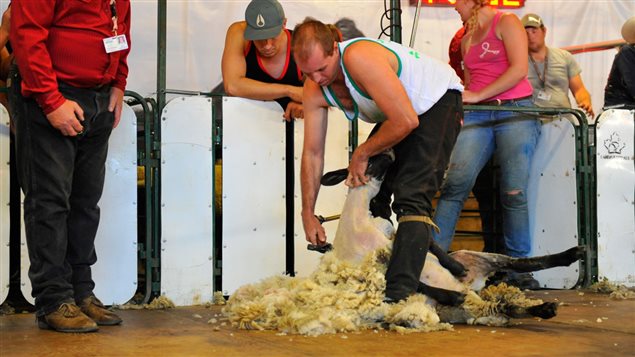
[320,38,463,123]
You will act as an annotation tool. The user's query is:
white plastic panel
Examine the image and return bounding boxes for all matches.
[93,104,138,304]
[529,116,580,289]
[293,110,351,277]
[595,109,635,287]
[160,97,214,305]
[0,106,9,304]
[222,98,286,294]
[21,104,138,305]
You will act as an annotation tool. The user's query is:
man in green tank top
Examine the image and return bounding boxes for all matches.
[292,19,467,303]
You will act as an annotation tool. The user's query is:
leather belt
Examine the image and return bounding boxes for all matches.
[475,95,532,106]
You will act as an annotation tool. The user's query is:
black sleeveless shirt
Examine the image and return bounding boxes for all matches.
[244,29,303,110]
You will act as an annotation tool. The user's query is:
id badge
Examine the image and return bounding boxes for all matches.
[103,35,129,53]
[537,89,551,102]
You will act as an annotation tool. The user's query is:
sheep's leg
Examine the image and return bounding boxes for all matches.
[448,246,586,292]
[321,149,395,187]
[417,282,466,306]
[321,168,348,186]
[429,241,468,277]
[502,246,585,272]
[436,306,473,324]
[502,302,558,319]
[526,303,558,319]
[437,300,558,325]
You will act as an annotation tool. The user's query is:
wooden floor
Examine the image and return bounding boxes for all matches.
[1,290,633,356]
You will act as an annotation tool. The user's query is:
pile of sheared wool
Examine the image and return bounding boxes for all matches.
[478,282,545,312]
[0,303,15,315]
[212,291,227,305]
[590,278,635,300]
[115,295,176,310]
[462,283,545,325]
[224,247,548,335]
[223,247,452,336]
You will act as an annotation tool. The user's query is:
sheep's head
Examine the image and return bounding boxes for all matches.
[323,149,396,263]
[321,149,395,187]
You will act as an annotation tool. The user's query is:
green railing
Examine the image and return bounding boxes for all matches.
[124,90,162,303]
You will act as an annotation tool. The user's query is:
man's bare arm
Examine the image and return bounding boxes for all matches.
[300,80,329,245]
[569,74,594,117]
[0,7,10,50]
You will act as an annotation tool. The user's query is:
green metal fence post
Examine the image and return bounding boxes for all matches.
[124,90,157,303]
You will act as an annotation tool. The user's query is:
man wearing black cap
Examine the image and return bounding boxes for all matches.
[222,0,303,121]
[522,13,594,117]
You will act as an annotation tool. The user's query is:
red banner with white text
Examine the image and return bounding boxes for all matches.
[409,0,526,9]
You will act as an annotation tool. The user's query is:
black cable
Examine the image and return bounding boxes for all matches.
[378,0,389,39]
[378,0,401,40]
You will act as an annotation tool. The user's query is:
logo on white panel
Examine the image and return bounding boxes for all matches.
[604,132,626,154]
[601,132,632,161]
[256,14,265,27]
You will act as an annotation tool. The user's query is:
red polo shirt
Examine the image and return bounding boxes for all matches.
[10,0,131,114]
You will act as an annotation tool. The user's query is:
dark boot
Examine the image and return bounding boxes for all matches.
[384,221,430,302]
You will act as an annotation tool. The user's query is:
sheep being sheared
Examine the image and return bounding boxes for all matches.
[224,151,584,334]
[322,150,584,322]
[225,242,459,335]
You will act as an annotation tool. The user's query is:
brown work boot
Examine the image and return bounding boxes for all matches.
[37,303,98,333]
[78,296,123,326]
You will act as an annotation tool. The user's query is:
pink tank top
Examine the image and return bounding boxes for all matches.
[463,12,532,101]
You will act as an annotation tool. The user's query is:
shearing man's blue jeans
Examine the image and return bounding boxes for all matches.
[432,99,540,257]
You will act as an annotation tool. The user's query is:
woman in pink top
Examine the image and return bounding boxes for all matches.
[433,0,541,290]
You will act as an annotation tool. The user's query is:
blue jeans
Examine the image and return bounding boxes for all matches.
[432,99,539,257]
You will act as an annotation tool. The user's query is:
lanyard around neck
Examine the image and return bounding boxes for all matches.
[110,0,118,35]
[529,48,548,88]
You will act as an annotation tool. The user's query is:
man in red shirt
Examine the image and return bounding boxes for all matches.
[9,0,131,333]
